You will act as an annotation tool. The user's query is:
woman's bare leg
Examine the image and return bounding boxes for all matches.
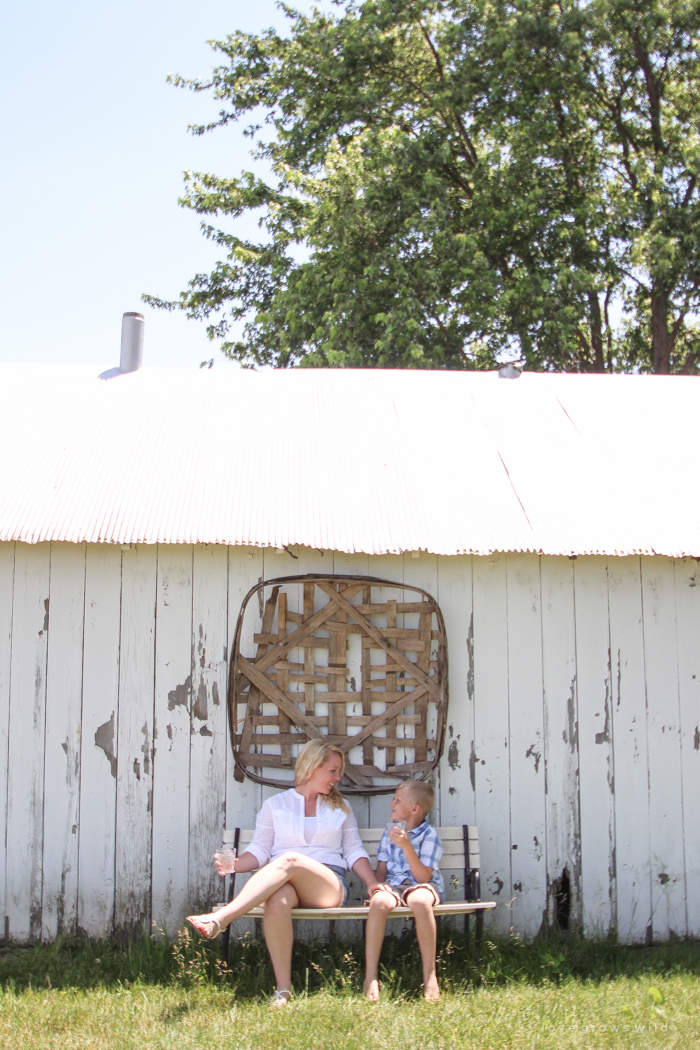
[189,852,343,931]
[363,891,397,1001]
[263,884,299,997]
[404,888,440,1001]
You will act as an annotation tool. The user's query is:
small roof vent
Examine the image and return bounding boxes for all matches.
[498,361,523,379]
[99,313,145,380]
[120,313,144,373]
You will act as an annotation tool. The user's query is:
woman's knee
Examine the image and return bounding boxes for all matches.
[264,885,297,917]
[272,851,304,875]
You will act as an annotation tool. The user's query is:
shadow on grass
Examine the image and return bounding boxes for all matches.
[1,927,699,1000]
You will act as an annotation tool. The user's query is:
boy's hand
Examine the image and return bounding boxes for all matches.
[387,825,410,851]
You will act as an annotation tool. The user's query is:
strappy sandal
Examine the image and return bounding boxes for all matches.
[185,914,222,940]
[268,989,292,1008]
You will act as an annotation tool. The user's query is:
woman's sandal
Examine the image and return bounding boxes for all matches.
[268,989,292,1008]
[185,914,222,940]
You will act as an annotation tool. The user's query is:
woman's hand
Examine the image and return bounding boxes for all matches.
[213,854,237,877]
[366,882,393,898]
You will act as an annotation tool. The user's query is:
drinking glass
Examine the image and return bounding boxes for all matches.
[387,819,406,832]
[214,845,237,873]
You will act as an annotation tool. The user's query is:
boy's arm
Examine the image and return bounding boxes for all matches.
[386,828,437,883]
[375,861,388,881]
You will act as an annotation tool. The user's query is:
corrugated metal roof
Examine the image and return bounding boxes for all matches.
[0,364,698,556]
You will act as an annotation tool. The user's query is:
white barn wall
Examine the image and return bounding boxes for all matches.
[0,541,698,944]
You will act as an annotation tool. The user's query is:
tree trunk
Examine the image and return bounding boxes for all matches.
[588,293,605,372]
[651,283,673,374]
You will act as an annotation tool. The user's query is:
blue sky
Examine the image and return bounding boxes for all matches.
[0,0,311,371]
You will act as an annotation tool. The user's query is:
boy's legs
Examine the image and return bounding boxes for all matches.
[403,887,440,1001]
[364,890,399,1000]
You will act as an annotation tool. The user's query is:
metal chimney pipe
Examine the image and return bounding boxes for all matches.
[120,312,144,373]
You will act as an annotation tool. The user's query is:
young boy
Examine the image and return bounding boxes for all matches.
[364,780,444,1001]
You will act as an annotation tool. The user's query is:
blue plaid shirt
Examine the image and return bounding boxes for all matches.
[377,821,445,897]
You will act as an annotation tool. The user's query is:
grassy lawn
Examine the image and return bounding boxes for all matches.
[1,930,699,1049]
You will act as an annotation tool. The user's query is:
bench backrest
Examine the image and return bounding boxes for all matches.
[224,825,480,871]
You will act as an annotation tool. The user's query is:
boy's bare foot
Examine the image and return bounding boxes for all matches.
[423,974,440,1001]
[364,978,380,1002]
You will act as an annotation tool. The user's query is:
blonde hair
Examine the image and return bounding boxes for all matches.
[398,779,434,817]
[294,739,349,812]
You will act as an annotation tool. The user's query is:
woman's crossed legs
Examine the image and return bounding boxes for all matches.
[186,852,344,999]
[364,886,440,1002]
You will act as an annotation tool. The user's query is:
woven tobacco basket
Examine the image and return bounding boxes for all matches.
[228,574,448,795]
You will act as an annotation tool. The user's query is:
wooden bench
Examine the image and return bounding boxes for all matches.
[219,825,496,967]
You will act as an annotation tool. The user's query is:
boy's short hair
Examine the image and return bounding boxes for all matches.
[398,779,434,816]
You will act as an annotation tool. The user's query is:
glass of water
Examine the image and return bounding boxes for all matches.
[387,819,406,832]
[214,845,237,873]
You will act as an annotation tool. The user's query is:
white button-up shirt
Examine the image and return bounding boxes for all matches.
[245,788,370,872]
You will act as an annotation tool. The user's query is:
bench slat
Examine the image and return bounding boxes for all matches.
[241,902,496,919]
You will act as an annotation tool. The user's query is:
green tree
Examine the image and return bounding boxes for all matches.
[590,0,700,373]
[145,0,700,372]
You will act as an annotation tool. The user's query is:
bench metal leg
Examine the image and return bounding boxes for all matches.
[219,829,240,975]
[475,910,484,968]
[220,869,236,973]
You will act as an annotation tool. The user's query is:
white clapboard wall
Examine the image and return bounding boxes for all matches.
[0,543,697,943]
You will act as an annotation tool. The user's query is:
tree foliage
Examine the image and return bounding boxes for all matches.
[144,0,700,372]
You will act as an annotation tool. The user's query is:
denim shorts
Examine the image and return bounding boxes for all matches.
[324,864,350,905]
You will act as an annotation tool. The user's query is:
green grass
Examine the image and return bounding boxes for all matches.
[1,930,699,1048]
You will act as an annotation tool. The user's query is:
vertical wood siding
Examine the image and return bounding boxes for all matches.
[151,545,193,935]
[541,558,581,932]
[0,543,15,936]
[42,543,86,938]
[6,543,50,940]
[1,543,697,943]
[574,557,612,934]
[78,544,121,937]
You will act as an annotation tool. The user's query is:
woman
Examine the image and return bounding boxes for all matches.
[186,739,379,1004]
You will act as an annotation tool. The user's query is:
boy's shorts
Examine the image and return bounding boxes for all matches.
[369,881,442,906]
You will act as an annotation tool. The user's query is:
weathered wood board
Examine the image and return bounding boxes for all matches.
[507,554,547,935]
[434,555,475,834]
[640,557,686,939]
[115,545,157,933]
[189,544,229,914]
[6,543,50,940]
[472,554,511,934]
[608,558,652,944]
[540,558,581,933]
[42,543,86,938]
[674,558,700,938]
[0,543,15,933]
[151,545,193,935]
[78,543,122,937]
[572,557,611,935]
